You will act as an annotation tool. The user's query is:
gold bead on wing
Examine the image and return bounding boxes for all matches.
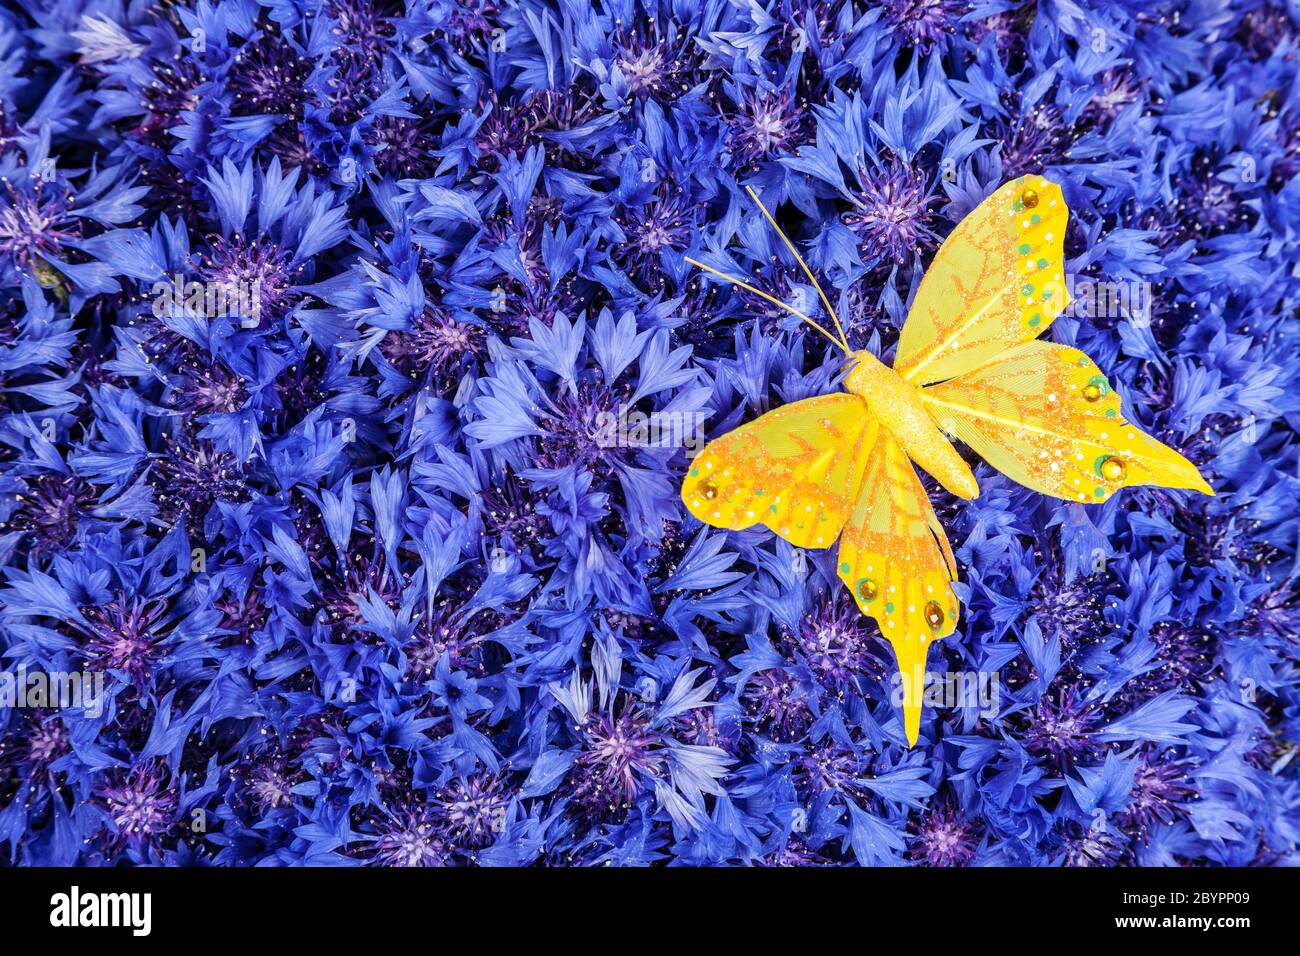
[924,600,945,629]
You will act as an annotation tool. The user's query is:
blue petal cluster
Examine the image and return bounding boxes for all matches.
[0,0,1297,866]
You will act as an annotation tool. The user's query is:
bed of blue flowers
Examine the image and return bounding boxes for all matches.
[0,0,1296,867]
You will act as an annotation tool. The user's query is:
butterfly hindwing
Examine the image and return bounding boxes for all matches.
[683,394,876,549]
[920,340,1212,501]
[894,175,1071,387]
[836,433,959,745]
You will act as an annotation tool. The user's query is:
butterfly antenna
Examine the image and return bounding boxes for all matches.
[684,256,850,355]
[744,185,852,352]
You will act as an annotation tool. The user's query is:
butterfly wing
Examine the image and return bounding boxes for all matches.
[682,394,876,549]
[921,341,1212,500]
[894,175,1071,387]
[837,433,959,746]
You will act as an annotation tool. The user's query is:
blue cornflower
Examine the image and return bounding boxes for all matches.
[0,0,1294,869]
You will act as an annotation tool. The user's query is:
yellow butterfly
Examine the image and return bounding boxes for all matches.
[681,175,1213,747]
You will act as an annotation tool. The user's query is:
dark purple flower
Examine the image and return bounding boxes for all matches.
[435,774,510,849]
[569,706,663,819]
[198,235,302,324]
[364,803,450,867]
[787,594,886,693]
[1116,750,1197,839]
[884,0,969,53]
[1029,565,1111,653]
[1174,159,1252,236]
[227,29,315,117]
[1061,823,1127,867]
[843,161,940,266]
[1022,687,1103,770]
[150,437,249,525]
[793,742,859,797]
[745,670,813,743]
[727,92,809,167]
[367,108,443,180]
[909,800,982,866]
[97,763,179,850]
[0,179,79,275]
[991,105,1071,180]
[619,190,694,284]
[81,596,169,685]
[233,751,303,814]
[379,307,485,389]
[7,474,95,559]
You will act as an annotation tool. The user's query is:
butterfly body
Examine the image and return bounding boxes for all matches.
[682,176,1212,747]
[843,350,979,501]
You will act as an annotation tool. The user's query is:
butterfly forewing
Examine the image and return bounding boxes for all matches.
[836,435,959,745]
[683,394,876,549]
[895,175,1071,387]
[921,341,1212,502]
